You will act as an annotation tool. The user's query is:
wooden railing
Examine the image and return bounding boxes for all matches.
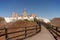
[0,22,41,40]
[42,22,60,40]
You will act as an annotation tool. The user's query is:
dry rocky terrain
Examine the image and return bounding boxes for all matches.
[0,20,38,40]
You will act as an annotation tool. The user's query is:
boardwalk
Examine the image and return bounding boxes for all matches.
[25,25,55,40]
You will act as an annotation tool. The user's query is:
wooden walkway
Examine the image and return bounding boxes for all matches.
[24,25,55,40]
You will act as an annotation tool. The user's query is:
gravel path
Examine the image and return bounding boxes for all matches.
[24,25,55,40]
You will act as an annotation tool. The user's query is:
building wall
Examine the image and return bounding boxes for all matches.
[11,12,20,18]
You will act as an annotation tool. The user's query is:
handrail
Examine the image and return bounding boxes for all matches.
[0,22,41,40]
[49,28,60,37]
[48,27,60,40]
[51,26,60,33]
[41,22,60,40]
[48,28,57,40]
[0,27,38,37]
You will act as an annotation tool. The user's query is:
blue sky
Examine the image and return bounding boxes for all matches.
[0,0,60,19]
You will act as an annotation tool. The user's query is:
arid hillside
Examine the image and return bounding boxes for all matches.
[0,17,5,22]
[0,17,7,28]
[6,19,37,28]
[0,19,38,40]
[51,18,60,27]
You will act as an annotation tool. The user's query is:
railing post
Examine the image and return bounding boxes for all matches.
[5,27,8,40]
[39,26,41,32]
[25,27,27,38]
[39,22,41,31]
[56,27,58,31]
[36,26,37,33]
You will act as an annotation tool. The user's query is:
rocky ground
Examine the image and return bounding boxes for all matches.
[0,20,38,40]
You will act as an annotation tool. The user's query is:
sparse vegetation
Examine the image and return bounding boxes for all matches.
[0,17,5,22]
[0,17,7,28]
[0,19,39,40]
[7,19,37,28]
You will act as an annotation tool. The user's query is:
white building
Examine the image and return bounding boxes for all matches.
[4,9,50,23]
[4,9,37,23]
